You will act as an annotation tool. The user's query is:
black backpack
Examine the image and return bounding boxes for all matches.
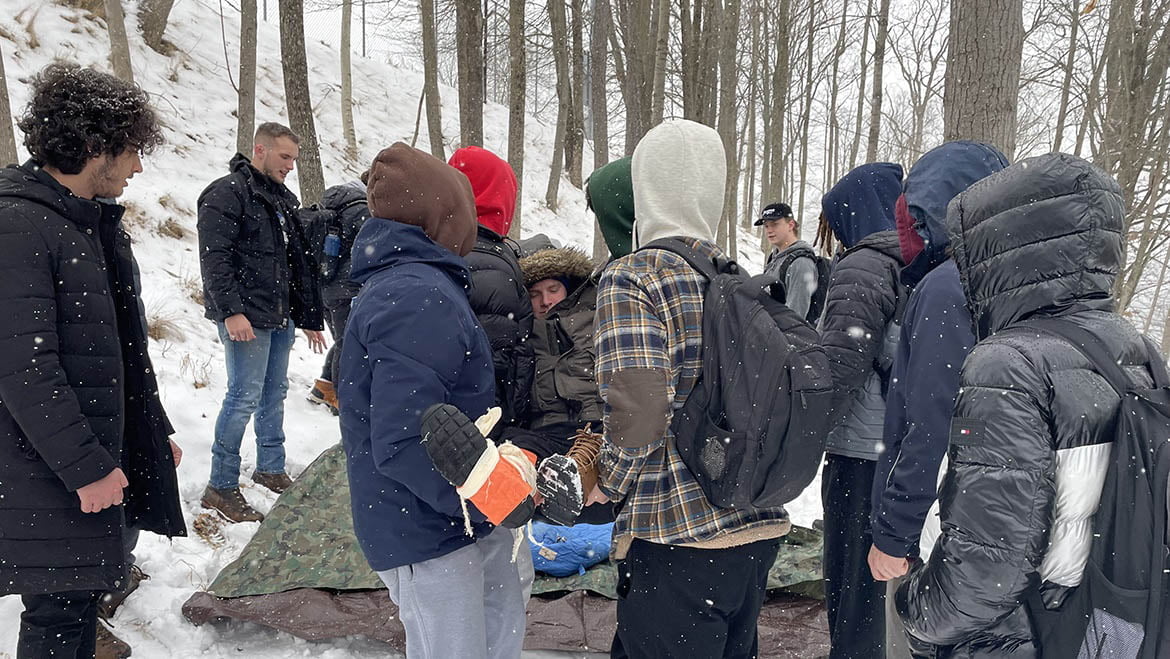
[771,246,831,324]
[1023,317,1170,659]
[640,239,833,511]
[298,199,367,282]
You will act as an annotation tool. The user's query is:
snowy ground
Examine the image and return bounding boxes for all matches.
[0,1,819,656]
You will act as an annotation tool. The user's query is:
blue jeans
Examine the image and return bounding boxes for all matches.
[209,321,295,489]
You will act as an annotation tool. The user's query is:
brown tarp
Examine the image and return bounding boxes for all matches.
[183,587,829,656]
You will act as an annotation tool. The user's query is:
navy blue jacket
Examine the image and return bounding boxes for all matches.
[338,217,495,572]
[870,142,1007,558]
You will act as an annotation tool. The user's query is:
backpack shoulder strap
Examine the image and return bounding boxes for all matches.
[639,238,721,281]
[1023,316,1135,395]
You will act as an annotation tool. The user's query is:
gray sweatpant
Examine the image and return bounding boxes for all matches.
[377,526,526,659]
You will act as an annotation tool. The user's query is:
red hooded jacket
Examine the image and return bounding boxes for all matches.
[448,146,518,236]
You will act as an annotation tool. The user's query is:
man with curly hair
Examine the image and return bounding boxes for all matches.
[197,122,326,523]
[0,63,186,659]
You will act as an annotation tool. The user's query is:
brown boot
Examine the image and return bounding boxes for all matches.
[96,620,132,659]
[201,485,264,523]
[566,424,603,496]
[251,470,294,494]
[98,564,149,619]
[307,379,339,415]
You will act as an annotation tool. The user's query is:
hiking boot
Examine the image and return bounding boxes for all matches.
[96,620,132,659]
[537,425,603,526]
[200,485,264,523]
[307,379,339,415]
[251,470,294,494]
[98,564,149,619]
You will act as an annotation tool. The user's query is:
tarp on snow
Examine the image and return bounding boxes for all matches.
[183,444,829,654]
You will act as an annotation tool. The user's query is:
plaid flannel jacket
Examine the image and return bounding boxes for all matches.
[595,238,789,557]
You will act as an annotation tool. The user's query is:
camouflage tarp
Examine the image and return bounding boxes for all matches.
[532,525,824,600]
[205,443,825,600]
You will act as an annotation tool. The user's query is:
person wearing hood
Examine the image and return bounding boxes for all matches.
[0,63,185,659]
[592,120,790,658]
[307,171,372,413]
[868,143,1008,570]
[449,146,535,431]
[338,142,526,659]
[758,202,822,322]
[586,156,637,260]
[817,161,906,658]
[866,142,1009,657]
[198,121,327,523]
[897,153,1155,656]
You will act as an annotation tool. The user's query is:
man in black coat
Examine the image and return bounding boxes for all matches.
[197,122,326,523]
[0,63,185,659]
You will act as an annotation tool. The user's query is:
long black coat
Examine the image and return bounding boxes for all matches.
[0,162,185,596]
[197,154,324,331]
[466,226,534,427]
[897,154,1154,657]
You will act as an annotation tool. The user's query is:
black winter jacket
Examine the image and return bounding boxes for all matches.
[197,154,324,331]
[466,226,534,426]
[820,230,905,460]
[318,182,370,309]
[0,162,185,596]
[898,154,1153,657]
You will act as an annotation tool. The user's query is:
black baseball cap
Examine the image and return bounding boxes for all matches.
[754,202,794,226]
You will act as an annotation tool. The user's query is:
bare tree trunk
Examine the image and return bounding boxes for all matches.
[138,0,176,52]
[826,0,848,187]
[796,2,816,221]
[849,0,873,167]
[0,46,15,166]
[105,0,134,82]
[716,0,741,255]
[865,0,889,161]
[618,0,656,153]
[236,0,257,155]
[943,0,1024,158]
[1052,0,1080,152]
[591,0,612,260]
[420,0,446,159]
[279,0,325,205]
[1144,253,1170,334]
[566,0,585,187]
[743,0,760,231]
[455,0,485,147]
[507,0,527,234]
[649,0,670,125]
[546,0,571,210]
[765,0,792,204]
[341,0,357,160]
[1162,302,1170,356]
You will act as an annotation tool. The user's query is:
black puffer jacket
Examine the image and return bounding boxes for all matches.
[0,162,185,596]
[466,226,534,426]
[897,154,1153,657]
[197,154,324,331]
[820,230,905,460]
[318,182,370,309]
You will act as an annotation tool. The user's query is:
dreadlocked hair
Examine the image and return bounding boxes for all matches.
[814,212,836,257]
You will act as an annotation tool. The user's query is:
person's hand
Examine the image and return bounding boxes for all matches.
[224,314,255,341]
[585,484,609,506]
[868,543,910,581]
[77,468,128,513]
[169,439,183,467]
[304,330,327,354]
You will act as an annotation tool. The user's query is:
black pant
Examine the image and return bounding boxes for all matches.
[18,590,101,659]
[320,301,352,384]
[611,537,781,659]
[822,454,885,659]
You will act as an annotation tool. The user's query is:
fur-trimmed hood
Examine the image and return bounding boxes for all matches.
[519,246,594,289]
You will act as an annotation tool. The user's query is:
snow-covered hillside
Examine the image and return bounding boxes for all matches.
[0,1,805,656]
